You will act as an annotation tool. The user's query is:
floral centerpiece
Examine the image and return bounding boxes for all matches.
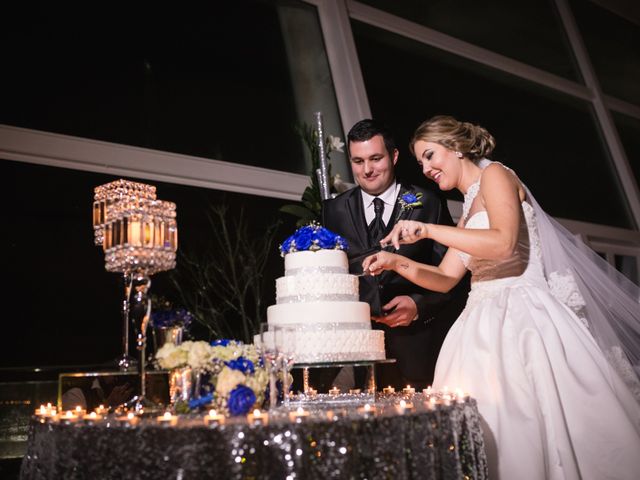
[155,339,268,416]
[279,222,348,256]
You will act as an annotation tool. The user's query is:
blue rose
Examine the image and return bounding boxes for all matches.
[293,229,313,251]
[315,227,337,249]
[280,235,295,255]
[211,339,231,347]
[335,235,348,251]
[188,392,213,410]
[225,356,255,374]
[227,385,256,416]
[402,192,418,204]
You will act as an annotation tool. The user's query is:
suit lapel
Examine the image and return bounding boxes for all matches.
[346,187,369,250]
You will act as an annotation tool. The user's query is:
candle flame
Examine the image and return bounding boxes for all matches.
[127,412,135,420]
[163,412,172,419]
[253,409,261,417]
[209,409,217,417]
[296,407,304,414]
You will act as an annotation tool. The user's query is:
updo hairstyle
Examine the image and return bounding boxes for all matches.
[409,115,495,162]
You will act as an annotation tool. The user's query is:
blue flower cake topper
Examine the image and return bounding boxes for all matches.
[279,222,348,256]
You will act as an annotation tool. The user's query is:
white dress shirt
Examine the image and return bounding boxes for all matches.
[361,181,400,227]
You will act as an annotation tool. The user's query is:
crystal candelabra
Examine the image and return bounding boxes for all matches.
[93,180,157,371]
[93,179,178,413]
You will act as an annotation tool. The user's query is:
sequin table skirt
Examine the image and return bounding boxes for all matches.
[20,400,487,480]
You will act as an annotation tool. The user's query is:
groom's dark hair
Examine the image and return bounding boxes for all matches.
[347,119,397,157]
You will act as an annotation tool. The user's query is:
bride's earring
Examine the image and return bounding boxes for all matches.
[455,151,463,158]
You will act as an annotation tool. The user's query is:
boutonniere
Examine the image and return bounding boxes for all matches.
[395,191,423,222]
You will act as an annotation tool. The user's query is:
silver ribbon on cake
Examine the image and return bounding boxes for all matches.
[315,111,331,201]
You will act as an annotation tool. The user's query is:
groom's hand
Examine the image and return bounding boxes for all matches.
[372,296,418,328]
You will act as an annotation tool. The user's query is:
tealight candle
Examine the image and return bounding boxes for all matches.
[84,412,103,424]
[328,386,340,396]
[157,411,178,426]
[94,404,108,415]
[422,386,433,396]
[289,406,310,423]
[357,403,377,417]
[35,404,56,418]
[60,410,80,424]
[247,409,268,425]
[402,385,416,395]
[348,388,361,395]
[118,412,140,427]
[382,386,395,394]
[427,396,438,410]
[204,409,225,427]
[73,406,87,418]
[396,399,414,414]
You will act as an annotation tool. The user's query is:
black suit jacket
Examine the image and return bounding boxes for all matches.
[322,181,469,387]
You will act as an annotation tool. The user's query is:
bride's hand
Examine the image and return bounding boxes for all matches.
[362,250,399,276]
[381,220,429,249]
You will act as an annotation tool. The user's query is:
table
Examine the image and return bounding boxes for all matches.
[20,397,488,480]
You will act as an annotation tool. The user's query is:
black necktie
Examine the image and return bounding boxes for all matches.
[368,197,385,246]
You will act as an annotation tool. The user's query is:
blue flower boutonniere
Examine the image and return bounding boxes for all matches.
[395,191,423,221]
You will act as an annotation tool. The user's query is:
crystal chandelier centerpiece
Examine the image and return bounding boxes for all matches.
[93,179,178,413]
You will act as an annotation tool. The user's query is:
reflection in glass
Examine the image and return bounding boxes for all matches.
[570,0,640,105]
[351,19,633,228]
[613,112,640,190]
[357,0,581,81]
[0,1,345,176]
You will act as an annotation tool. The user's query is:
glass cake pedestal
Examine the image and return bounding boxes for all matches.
[288,359,396,407]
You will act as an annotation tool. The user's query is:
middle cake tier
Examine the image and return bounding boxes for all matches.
[276,273,359,303]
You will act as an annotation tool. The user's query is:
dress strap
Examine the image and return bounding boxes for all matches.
[462,180,481,222]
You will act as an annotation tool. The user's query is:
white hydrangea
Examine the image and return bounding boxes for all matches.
[216,367,246,396]
[155,343,188,370]
[187,340,214,370]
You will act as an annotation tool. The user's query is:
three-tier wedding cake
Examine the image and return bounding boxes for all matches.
[259,224,385,363]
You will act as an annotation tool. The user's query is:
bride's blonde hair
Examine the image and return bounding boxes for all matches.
[410,115,495,162]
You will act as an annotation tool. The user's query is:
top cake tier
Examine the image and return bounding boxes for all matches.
[284,250,348,276]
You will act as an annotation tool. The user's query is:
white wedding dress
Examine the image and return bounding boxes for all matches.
[433,166,640,479]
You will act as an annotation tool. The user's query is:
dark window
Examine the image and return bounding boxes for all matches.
[356,0,581,81]
[352,19,633,228]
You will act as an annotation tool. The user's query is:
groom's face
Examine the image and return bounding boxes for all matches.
[349,134,398,196]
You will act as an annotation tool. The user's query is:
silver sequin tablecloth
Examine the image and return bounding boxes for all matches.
[20,399,488,480]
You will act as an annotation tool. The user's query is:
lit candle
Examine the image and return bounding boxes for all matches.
[306,388,318,397]
[396,399,414,414]
[35,404,56,418]
[73,406,87,418]
[442,393,452,406]
[204,409,225,427]
[117,412,140,427]
[247,408,268,425]
[357,403,377,417]
[427,396,438,410]
[402,385,416,395]
[382,386,395,394]
[422,386,433,396]
[349,388,361,395]
[454,388,466,403]
[157,411,178,426]
[328,386,340,396]
[60,410,79,424]
[84,411,103,424]
[289,406,310,423]
[94,404,108,415]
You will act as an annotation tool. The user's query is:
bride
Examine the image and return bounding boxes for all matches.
[363,115,640,479]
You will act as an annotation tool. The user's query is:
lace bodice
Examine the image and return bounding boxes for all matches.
[457,170,544,285]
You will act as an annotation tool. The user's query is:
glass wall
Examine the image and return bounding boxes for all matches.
[351,20,633,228]
[570,0,640,105]
[0,0,345,176]
[357,0,581,81]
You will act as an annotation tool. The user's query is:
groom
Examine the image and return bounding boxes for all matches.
[322,119,468,389]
